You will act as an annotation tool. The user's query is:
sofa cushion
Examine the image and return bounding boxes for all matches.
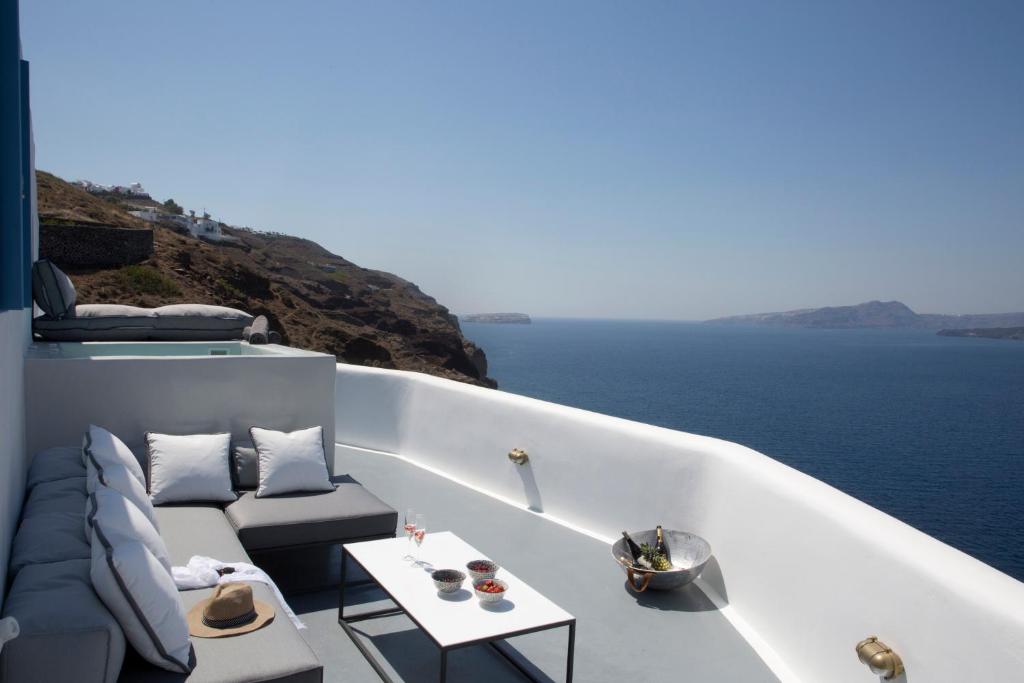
[31,258,76,319]
[90,527,194,674]
[88,487,173,574]
[26,445,86,490]
[33,305,253,342]
[0,559,126,683]
[21,476,87,518]
[86,425,147,488]
[224,476,397,551]
[116,583,321,683]
[250,426,333,498]
[146,433,236,505]
[10,510,91,576]
[88,459,161,534]
[153,506,251,567]
[152,304,253,333]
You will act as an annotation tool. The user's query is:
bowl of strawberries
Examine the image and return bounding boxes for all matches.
[466,559,499,582]
[473,578,508,604]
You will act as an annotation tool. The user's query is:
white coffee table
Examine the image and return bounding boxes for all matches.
[339,531,576,682]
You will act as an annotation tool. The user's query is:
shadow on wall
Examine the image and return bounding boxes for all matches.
[516,461,543,513]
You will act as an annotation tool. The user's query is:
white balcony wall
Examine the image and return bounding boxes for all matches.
[334,362,1024,682]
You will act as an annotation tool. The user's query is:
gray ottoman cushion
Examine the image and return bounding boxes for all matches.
[0,559,126,683]
[34,304,253,342]
[153,506,251,567]
[26,445,86,490]
[116,583,320,683]
[10,510,91,575]
[224,476,397,551]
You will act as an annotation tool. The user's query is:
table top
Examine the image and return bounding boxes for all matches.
[345,531,575,648]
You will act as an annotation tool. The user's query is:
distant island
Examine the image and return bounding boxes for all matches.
[707,300,1024,330]
[937,327,1024,341]
[462,313,531,324]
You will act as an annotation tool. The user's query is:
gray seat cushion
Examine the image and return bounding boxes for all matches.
[21,476,87,518]
[1,559,126,683]
[10,510,91,575]
[116,583,321,683]
[26,445,86,490]
[153,505,252,567]
[224,476,397,551]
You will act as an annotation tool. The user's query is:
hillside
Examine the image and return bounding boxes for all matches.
[36,171,495,387]
[708,300,1024,330]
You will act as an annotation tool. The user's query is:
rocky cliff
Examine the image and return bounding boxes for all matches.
[36,171,495,387]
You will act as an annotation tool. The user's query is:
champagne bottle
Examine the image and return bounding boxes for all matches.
[621,531,650,568]
[655,525,672,565]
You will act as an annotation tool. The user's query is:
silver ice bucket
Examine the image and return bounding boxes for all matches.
[611,529,712,592]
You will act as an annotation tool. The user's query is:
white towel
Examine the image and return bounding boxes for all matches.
[172,556,305,629]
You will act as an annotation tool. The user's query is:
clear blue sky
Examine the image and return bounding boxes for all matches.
[21,1,1024,319]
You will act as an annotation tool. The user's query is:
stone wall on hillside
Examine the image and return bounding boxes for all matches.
[40,223,153,268]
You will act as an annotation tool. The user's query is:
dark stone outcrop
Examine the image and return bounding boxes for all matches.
[40,223,153,269]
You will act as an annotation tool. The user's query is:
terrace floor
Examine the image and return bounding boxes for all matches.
[278,448,778,682]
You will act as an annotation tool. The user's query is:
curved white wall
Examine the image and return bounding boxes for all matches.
[335,363,1024,682]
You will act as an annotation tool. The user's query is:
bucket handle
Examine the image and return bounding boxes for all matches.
[626,566,653,592]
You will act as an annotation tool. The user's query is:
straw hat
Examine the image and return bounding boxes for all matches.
[187,583,275,638]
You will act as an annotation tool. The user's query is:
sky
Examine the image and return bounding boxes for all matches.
[20,1,1024,319]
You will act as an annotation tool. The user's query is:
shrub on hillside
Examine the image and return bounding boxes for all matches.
[115,265,181,297]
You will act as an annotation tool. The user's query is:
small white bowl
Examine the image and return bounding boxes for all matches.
[466,559,499,582]
[473,578,508,604]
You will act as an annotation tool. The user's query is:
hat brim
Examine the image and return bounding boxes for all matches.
[187,597,275,638]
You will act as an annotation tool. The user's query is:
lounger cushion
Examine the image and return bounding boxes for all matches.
[26,445,86,490]
[90,526,194,674]
[87,487,173,574]
[21,476,87,518]
[0,559,126,683]
[33,304,254,342]
[31,258,77,319]
[116,583,321,683]
[250,426,333,497]
[10,510,91,576]
[224,475,397,551]
[146,432,236,505]
[86,425,147,488]
[153,506,251,567]
[88,459,160,534]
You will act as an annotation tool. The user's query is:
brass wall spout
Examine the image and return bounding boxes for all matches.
[507,448,529,465]
[855,636,904,679]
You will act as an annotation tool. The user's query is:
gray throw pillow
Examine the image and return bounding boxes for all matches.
[31,259,77,319]
[232,443,259,490]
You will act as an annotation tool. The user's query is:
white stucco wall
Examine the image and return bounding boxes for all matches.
[333,362,1024,682]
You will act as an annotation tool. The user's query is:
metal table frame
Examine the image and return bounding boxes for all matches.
[338,545,576,683]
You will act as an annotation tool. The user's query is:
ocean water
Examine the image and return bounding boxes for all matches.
[462,319,1024,581]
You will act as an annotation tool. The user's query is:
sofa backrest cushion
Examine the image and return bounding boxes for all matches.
[0,559,126,683]
[87,487,173,574]
[85,425,147,489]
[10,510,91,576]
[146,432,236,504]
[31,259,77,319]
[90,524,194,674]
[27,445,86,491]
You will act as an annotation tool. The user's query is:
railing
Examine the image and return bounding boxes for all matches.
[334,362,1024,682]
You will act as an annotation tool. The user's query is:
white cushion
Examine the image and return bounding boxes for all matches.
[146,432,235,505]
[87,486,172,574]
[87,458,160,535]
[250,426,334,497]
[84,424,146,488]
[90,526,193,673]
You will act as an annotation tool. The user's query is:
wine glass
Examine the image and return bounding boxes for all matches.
[413,513,426,563]
[402,508,416,560]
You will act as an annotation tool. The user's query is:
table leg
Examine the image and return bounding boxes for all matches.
[566,621,575,683]
[440,648,448,683]
[338,545,347,621]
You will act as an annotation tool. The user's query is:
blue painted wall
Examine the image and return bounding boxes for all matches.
[1,0,29,311]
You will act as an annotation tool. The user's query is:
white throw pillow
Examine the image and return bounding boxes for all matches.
[86,458,160,535]
[87,486,172,574]
[90,526,193,673]
[250,426,334,497]
[146,432,235,505]
[84,424,146,488]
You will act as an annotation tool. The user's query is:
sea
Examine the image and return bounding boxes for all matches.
[461,319,1024,581]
